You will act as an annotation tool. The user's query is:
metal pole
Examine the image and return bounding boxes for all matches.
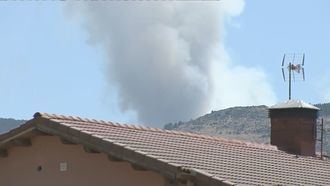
[289,62,292,100]
[321,118,324,158]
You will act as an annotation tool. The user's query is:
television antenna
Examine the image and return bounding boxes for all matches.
[281,53,305,100]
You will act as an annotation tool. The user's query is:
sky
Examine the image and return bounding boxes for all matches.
[0,1,330,127]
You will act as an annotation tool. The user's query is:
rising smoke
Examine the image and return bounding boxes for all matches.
[68,1,276,127]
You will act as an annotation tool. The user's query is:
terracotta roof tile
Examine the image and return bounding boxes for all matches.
[20,112,330,185]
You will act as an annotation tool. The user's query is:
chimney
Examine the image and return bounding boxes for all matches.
[269,100,319,156]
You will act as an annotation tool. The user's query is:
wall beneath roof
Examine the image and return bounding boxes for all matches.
[0,135,182,186]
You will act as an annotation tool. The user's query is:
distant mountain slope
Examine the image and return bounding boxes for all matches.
[315,103,330,117]
[0,118,26,134]
[165,103,330,155]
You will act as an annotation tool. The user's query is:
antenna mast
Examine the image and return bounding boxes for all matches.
[281,53,305,100]
[317,118,325,159]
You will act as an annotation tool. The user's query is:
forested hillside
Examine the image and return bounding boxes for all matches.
[0,118,26,134]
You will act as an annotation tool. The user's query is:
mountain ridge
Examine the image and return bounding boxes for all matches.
[0,118,26,134]
[165,103,330,154]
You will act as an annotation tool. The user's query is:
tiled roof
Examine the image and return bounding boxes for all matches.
[2,112,330,185]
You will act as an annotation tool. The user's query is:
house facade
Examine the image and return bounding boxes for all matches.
[0,135,170,186]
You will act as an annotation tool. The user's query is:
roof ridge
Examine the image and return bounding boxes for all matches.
[34,112,278,151]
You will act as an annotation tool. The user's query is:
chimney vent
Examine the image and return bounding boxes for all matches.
[269,100,319,156]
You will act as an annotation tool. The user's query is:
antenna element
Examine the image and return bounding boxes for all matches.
[281,53,305,100]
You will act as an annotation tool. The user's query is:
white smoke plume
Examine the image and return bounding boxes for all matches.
[68,1,276,127]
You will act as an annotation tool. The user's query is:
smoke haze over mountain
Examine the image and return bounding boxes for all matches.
[68,1,276,127]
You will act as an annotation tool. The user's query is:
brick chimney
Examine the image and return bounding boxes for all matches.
[269,100,319,156]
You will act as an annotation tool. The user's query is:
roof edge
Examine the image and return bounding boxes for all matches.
[33,112,278,151]
[270,100,320,110]
[0,112,240,185]
[34,118,234,186]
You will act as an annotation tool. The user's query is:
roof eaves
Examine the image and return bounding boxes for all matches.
[34,117,179,178]
[0,119,37,147]
[34,114,235,186]
[189,168,236,186]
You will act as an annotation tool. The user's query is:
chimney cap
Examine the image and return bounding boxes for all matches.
[270,100,319,110]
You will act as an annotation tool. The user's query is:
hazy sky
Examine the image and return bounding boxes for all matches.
[1,1,329,127]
